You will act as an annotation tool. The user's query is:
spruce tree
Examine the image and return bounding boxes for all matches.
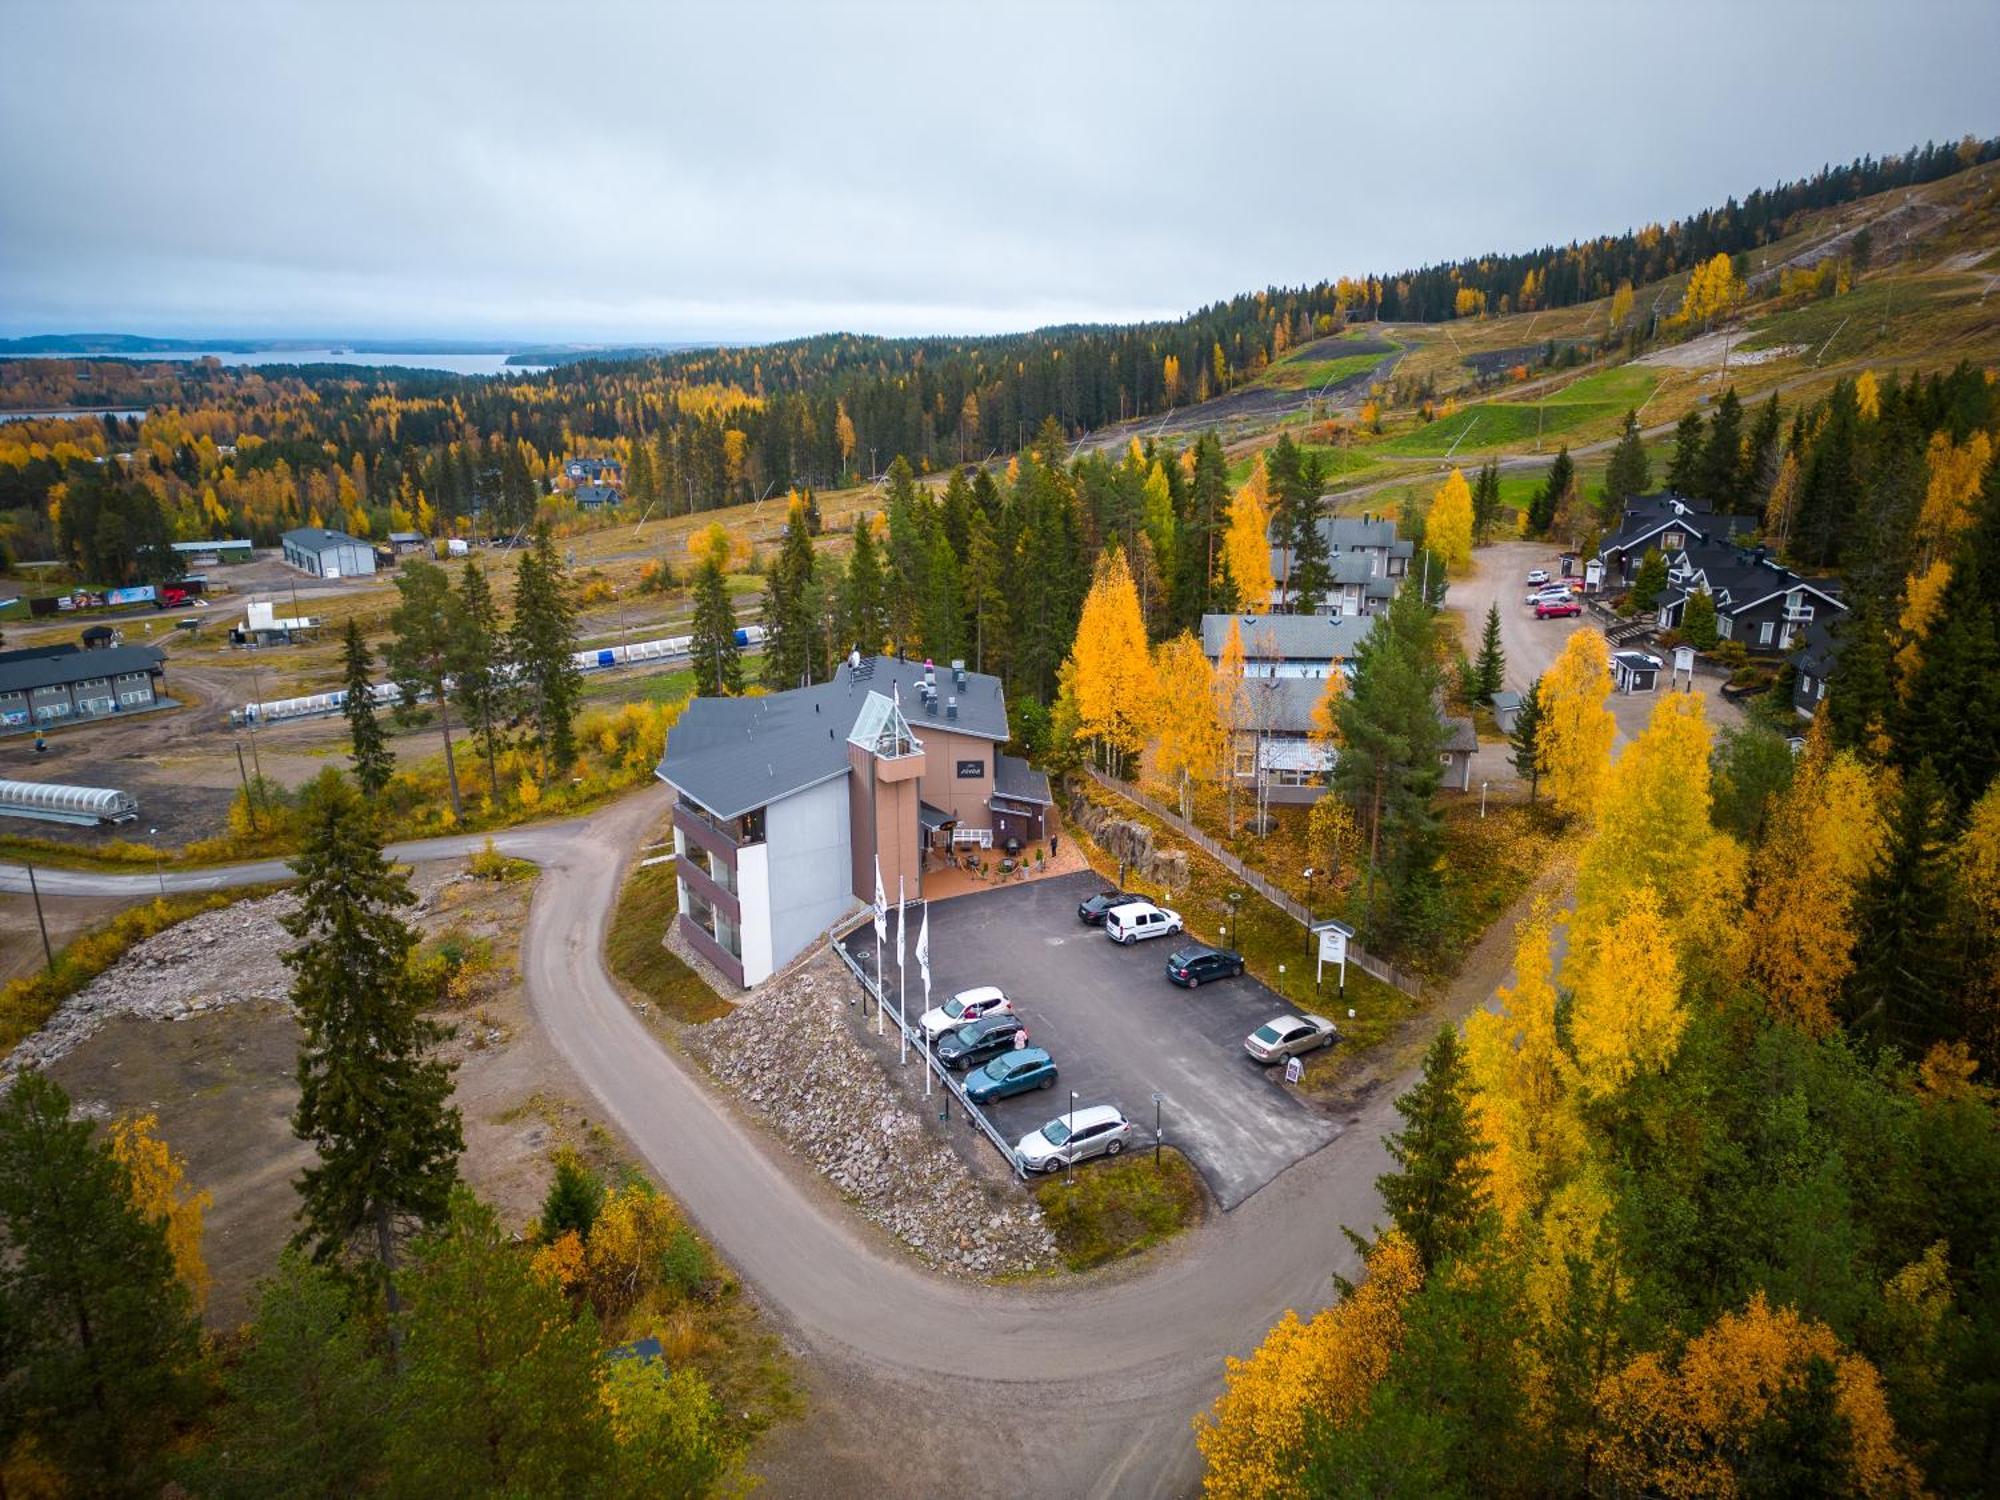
[286,769,462,1333]
[690,556,742,696]
[538,1152,605,1243]
[1894,576,2000,812]
[1376,1026,1490,1272]
[451,561,507,800]
[1289,488,1332,615]
[0,1072,202,1492]
[921,526,964,661]
[1744,392,1785,510]
[840,514,887,657]
[761,500,820,690]
[385,558,466,817]
[509,523,583,773]
[1471,458,1503,543]
[1528,448,1573,536]
[1827,602,1894,757]
[1630,546,1669,610]
[340,618,392,797]
[1698,387,1745,508]
[1603,409,1652,520]
[1474,604,1505,703]
[1666,408,1706,495]
[387,1191,616,1493]
[188,1251,390,1500]
[1845,763,1956,1051]
[1510,676,1544,801]
[963,508,1010,674]
[1683,587,1720,650]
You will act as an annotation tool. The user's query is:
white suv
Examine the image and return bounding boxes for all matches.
[1015,1105,1134,1174]
[1104,902,1183,945]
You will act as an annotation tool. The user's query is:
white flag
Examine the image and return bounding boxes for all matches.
[872,859,887,944]
[896,877,906,970]
[915,901,931,1000]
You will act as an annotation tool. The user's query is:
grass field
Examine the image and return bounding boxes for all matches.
[605,854,732,1023]
[1372,367,1655,458]
[1033,1146,1206,1271]
[1228,442,1382,485]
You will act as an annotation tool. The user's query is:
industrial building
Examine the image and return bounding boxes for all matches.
[280,526,376,578]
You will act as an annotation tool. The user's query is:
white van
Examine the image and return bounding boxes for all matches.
[1103,902,1183,945]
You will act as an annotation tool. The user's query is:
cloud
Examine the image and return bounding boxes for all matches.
[1,0,1995,343]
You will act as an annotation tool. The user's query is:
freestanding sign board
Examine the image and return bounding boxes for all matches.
[1311,918,1355,996]
[1284,1057,1304,1085]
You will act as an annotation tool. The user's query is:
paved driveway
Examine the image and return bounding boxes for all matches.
[873,871,1341,1210]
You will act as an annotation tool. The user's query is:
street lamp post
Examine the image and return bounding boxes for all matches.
[1480,781,1489,819]
[148,829,165,899]
[1067,1090,1078,1189]
[1152,1090,1163,1168]
[1302,867,1316,959]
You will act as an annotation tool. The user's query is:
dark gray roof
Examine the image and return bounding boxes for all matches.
[573,484,621,507]
[1661,538,1844,616]
[993,752,1052,805]
[1792,618,1842,677]
[387,530,424,543]
[659,656,1009,819]
[0,642,79,668]
[281,526,367,552]
[1441,716,1478,754]
[1238,674,1334,735]
[0,643,164,694]
[1201,612,1374,662]
[1491,690,1523,714]
[1596,493,1751,562]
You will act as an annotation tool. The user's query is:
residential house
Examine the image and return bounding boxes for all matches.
[280,526,376,578]
[656,656,1041,987]
[1791,618,1842,725]
[1200,612,1373,681]
[1596,493,1756,584]
[0,643,168,732]
[573,483,621,510]
[1653,538,1845,654]
[1268,513,1414,616]
[563,457,624,485]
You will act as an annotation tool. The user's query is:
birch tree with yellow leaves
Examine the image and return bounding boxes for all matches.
[1535,630,1616,824]
[1221,462,1274,614]
[1066,546,1158,778]
[1151,631,1225,820]
[1426,467,1474,573]
[109,1113,213,1311]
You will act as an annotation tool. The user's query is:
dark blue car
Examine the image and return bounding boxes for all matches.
[964,1047,1058,1104]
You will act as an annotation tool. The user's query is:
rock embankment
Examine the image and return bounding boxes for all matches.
[4,893,299,1080]
[683,956,1058,1278]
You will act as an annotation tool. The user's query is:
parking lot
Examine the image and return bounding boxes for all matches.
[851,871,1341,1209]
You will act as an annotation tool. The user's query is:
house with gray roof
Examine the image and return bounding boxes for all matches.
[0,642,167,733]
[1595,493,1755,584]
[657,655,1034,987]
[1201,611,1373,682]
[1654,538,1845,654]
[1268,512,1414,615]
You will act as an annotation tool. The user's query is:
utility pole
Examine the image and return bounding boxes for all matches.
[234,739,259,831]
[25,862,53,973]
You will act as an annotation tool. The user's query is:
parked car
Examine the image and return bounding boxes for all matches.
[1077,889,1146,925]
[1103,902,1183,945]
[1166,943,1244,988]
[1525,585,1573,607]
[1244,1013,1341,1063]
[1535,598,1582,619]
[1525,568,1551,586]
[917,984,1012,1041]
[1014,1105,1134,1174]
[937,1013,1028,1071]
[964,1047,1058,1104]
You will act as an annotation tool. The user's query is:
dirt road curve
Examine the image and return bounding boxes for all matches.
[5,789,1440,1498]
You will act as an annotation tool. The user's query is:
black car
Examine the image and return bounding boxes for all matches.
[1166,943,1244,988]
[1077,890,1146,925]
[937,1013,1027,1071]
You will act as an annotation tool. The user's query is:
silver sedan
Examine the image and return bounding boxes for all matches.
[1244,1014,1340,1064]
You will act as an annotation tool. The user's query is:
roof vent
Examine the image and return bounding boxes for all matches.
[924,693,937,715]
[946,697,958,719]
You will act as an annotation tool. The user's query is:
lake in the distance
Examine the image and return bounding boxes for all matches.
[13,349,548,377]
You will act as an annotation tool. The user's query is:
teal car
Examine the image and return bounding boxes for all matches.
[964,1047,1057,1105]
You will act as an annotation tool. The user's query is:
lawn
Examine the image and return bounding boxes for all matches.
[1033,1146,1207,1271]
[1229,443,1382,486]
[1537,365,1659,407]
[605,854,732,1023]
[1373,394,1627,457]
[1257,350,1388,392]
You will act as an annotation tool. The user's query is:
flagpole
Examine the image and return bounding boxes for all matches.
[873,858,886,1035]
[917,899,932,1098]
[897,876,908,1065]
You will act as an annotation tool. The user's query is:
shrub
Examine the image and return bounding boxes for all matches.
[658,1226,714,1302]
[468,837,508,881]
[539,1151,605,1243]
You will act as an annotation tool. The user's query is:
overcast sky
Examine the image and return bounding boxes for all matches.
[2,0,1995,346]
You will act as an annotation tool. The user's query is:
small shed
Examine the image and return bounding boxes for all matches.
[388,531,428,554]
[1439,715,1478,792]
[1612,650,1663,694]
[1491,689,1524,736]
[80,625,117,650]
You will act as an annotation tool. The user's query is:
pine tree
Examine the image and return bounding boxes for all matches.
[0,1072,202,1491]
[1474,604,1505,703]
[1173,432,1233,627]
[761,499,820,690]
[189,1251,391,1500]
[690,555,742,696]
[921,526,964,662]
[340,618,392,797]
[451,561,507,800]
[1666,408,1707,495]
[385,558,466,817]
[509,523,583,773]
[1289,488,1332,614]
[1845,763,1956,1051]
[1829,601,1895,758]
[1603,409,1652,521]
[286,769,462,1339]
[388,1190,616,1492]
[1894,573,2000,812]
[1683,588,1720,650]
[538,1151,605,1243]
[841,514,887,657]
[963,508,1009,674]
[1509,676,1544,801]
[1376,1026,1490,1273]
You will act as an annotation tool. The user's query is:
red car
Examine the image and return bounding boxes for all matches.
[1535,598,1582,619]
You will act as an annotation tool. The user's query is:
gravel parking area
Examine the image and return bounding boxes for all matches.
[856,871,1340,1210]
